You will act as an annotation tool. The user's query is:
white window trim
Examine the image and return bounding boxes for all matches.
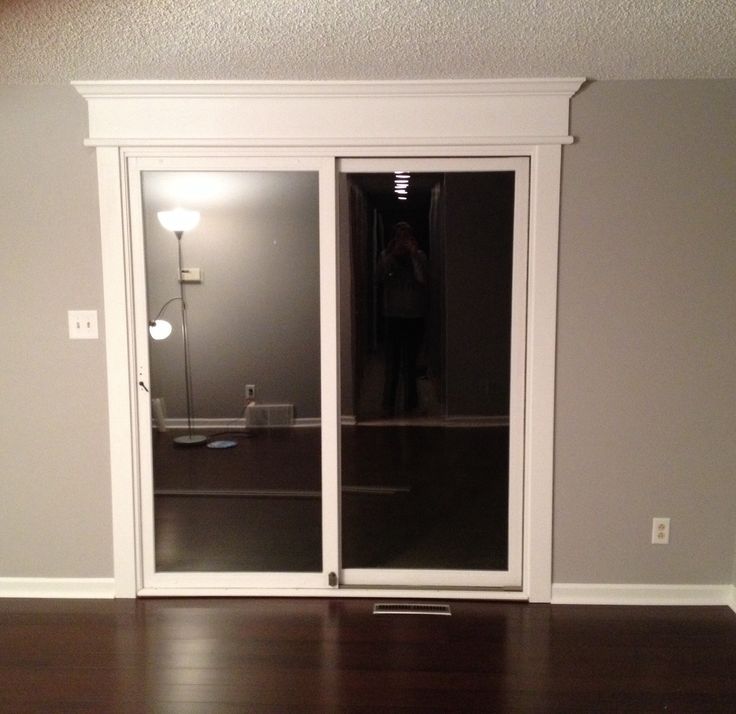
[74,79,584,601]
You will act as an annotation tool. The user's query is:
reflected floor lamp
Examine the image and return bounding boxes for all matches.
[149,207,207,446]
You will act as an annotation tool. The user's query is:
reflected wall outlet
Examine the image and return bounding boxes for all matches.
[245,384,256,401]
[180,267,202,283]
[651,517,670,544]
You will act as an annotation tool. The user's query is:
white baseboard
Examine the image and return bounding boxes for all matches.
[0,577,115,599]
[1,578,730,606]
[552,582,733,607]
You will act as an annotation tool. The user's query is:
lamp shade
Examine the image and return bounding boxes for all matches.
[149,319,173,340]
[157,208,200,233]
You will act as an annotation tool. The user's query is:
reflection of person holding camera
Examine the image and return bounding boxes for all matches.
[377,222,428,416]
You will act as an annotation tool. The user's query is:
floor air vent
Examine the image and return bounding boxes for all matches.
[373,602,451,616]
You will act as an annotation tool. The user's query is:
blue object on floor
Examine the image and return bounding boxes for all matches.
[207,440,237,449]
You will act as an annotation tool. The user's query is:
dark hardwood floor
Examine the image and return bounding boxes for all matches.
[1,598,734,713]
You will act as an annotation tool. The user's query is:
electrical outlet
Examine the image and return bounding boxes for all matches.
[651,517,670,544]
[245,384,256,401]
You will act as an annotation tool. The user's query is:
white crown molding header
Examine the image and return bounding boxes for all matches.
[73,78,585,147]
[72,78,586,98]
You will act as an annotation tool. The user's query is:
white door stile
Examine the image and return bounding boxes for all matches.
[336,156,529,590]
[125,160,156,590]
[96,147,140,598]
[523,144,562,603]
[507,159,531,588]
[318,157,342,588]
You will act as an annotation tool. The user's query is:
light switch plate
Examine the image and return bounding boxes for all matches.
[68,310,98,339]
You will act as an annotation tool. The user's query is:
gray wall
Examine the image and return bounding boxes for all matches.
[1,80,734,586]
[0,86,112,577]
[554,80,736,584]
[143,171,320,419]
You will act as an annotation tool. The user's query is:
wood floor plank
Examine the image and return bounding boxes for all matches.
[0,599,734,712]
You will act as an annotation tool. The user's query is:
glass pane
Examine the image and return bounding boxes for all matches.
[142,171,322,572]
[340,171,514,571]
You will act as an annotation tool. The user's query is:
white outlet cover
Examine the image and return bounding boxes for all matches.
[651,517,670,544]
[68,310,99,339]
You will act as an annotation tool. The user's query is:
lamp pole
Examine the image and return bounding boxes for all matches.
[155,208,206,446]
[175,230,202,444]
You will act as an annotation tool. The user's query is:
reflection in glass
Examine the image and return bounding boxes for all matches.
[340,172,515,571]
[142,171,322,572]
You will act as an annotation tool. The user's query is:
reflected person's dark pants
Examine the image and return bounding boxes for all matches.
[382,317,424,415]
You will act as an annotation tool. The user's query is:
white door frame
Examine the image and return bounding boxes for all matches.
[74,79,584,601]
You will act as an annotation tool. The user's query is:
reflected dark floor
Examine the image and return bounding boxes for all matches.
[153,425,508,573]
[156,496,323,572]
[2,597,735,713]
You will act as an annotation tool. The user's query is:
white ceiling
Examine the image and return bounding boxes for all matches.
[2,0,734,84]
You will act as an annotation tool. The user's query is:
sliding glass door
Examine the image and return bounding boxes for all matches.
[338,158,528,589]
[129,156,338,590]
[127,154,527,593]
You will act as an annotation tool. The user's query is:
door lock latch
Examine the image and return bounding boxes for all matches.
[328,571,338,587]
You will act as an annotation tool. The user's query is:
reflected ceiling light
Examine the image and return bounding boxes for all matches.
[157,208,200,234]
[394,171,410,200]
[153,173,234,207]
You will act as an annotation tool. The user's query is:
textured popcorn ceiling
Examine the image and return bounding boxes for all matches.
[1,0,734,84]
